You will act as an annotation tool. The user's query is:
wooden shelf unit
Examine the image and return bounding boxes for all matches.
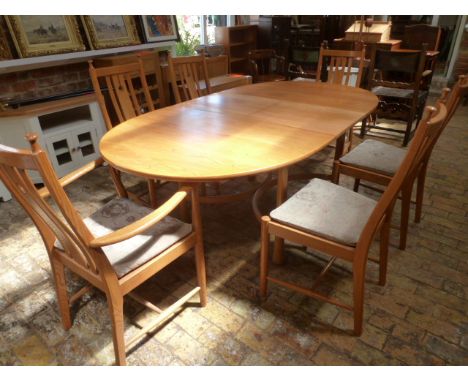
[215,25,257,74]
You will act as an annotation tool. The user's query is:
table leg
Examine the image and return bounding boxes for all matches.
[273,167,288,264]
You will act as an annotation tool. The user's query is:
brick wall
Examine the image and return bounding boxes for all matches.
[0,63,92,104]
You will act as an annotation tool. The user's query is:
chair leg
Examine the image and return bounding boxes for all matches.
[352,260,366,336]
[107,293,126,366]
[50,258,72,330]
[402,111,415,146]
[415,162,428,223]
[331,161,340,184]
[353,178,361,192]
[259,217,271,299]
[400,183,412,250]
[359,116,368,138]
[379,216,391,286]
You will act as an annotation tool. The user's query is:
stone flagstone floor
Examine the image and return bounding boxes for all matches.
[0,100,467,366]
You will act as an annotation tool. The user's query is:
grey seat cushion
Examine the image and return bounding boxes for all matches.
[270,178,377,246]
[55,198,192,278]
[339,139,406,175]
[372,86,428,100]
[292,77,315,82]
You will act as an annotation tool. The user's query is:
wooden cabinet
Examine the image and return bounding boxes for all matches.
[0,94,106,201]
[215,25,258,74]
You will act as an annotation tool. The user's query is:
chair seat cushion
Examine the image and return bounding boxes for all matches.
[292,77,315,82]
[55,198,192,278]
[372,86,428,100]
[339,139,406,175]
[270,179,377,246]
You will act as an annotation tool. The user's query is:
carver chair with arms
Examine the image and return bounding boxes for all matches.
[259,102,447,335]
[0,135,207,366]
[333,74,468,250]
[89,57,161,208]
[360,45,430,146]
[248,49,286,83]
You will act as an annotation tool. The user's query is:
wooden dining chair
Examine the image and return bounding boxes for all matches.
[316,42,366,88]
[167,51,211,103]
[332,74,468,250]
[259,103,447,335]
[0,135,207,366]
[89,57,159,208]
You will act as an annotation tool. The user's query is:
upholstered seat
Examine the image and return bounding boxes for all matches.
[292,77,315,82]
[339,139,406,175]
[270,178,377,246]
[56,198,192,277]
[372,86,428,100]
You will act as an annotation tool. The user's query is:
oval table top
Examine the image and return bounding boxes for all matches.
[100,81,378,182]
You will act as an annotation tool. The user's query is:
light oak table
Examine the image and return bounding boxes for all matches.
[100,81,378,262]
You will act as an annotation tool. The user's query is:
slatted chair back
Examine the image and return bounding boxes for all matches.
[167,51,211,104]
[356,103,447,256]
[402,24,441,52]
[367,45,427,91]
[89,58,155,131]
[0,135,109,278]
[316,42,366,87]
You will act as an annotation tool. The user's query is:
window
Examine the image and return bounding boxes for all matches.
[175,15,233,56]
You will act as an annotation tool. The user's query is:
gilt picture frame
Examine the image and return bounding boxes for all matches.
[81,15,141,50]
[140,15,179,43]
[5,16,85,58]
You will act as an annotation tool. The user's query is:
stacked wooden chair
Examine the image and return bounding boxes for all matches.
[0,135,207,365]
[259,101,447,335]
[333,74,468,250]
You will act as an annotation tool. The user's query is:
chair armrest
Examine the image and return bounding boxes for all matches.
[39,157,105,199]
[89,187,190,248]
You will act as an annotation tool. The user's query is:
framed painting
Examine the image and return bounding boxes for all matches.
[140,16,179,43]
[0,21,14,60]
[81,16,140,49]
[5,16,85,58]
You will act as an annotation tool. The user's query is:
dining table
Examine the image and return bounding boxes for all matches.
[100,80,378,262]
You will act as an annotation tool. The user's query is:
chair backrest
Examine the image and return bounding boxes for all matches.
[89,57,155,131]
[248,49,283,77]
[368,45,427,91]
[316,42,366,87]
[167,51,211,104]
[356,102,447,255]
[402,24,441,52]
[0,135,112,280]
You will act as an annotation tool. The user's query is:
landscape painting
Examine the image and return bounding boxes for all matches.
[82,16,140,49]
[6,16,85,57]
